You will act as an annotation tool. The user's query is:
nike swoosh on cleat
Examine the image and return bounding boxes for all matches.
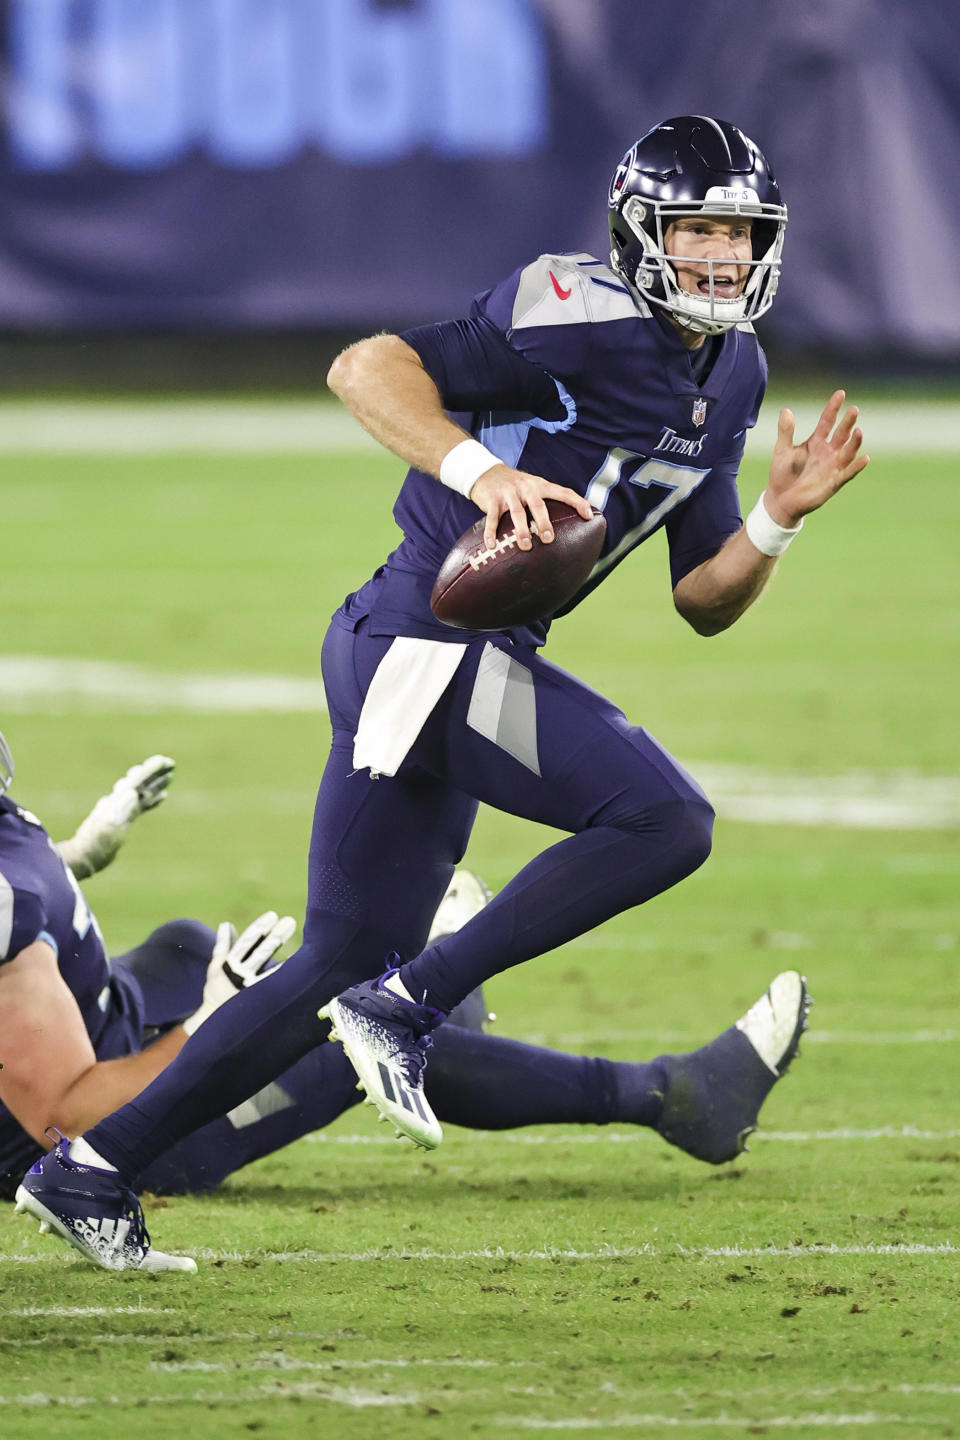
[549,271,572,300]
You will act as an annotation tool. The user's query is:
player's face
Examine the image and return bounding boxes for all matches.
[663,215,754,300]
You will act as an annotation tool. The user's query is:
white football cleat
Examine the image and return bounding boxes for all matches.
[320,969,445,1150]
[735,970,810,1075]
[654,970,810,1164]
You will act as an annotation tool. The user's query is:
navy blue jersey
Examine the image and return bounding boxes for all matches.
[337,252,765,647]
[0,797,141,1061]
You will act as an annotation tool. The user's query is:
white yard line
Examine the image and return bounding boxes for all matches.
[496,1415,948,1431]
[298,1125,960,1146]
[0,1383,421,1409]
[3,1328,337,1349]
[0,655,327,714]
[6,1304,173,1317]
[694,767,960,832]
[150,1355,525,1375]
[0,1390,946,1426]
[513,1030,959,1047]
[192,1241,957,1262]
[0,398,954,454]
[4,656,959,829]
[499,1125,960,1143]
[0,402,379,455]
[3,1241,955,1266]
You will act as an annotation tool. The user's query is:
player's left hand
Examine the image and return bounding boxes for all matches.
[764,390,870,528]
[56,754,176,880]
[182,911,297,1036]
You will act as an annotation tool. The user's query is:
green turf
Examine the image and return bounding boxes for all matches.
[0,437,958,1436]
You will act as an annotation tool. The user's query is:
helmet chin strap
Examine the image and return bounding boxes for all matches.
[668,288,748,336]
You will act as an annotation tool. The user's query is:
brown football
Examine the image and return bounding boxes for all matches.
[430,499,606,630]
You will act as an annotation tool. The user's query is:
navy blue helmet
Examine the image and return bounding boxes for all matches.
[608,115,787,335]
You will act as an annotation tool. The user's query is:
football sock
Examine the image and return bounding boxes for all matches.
[383,969,417,1003]
[608,1056,667,1128]
[427,1027,618,1127]
[69,1137,116,1172]
[426,1026,665,1130]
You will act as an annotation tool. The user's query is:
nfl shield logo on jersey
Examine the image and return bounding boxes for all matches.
[691,397,708,427]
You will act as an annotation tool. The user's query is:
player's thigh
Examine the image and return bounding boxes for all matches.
[421,637,709,834]
[305,735,478,960]
[309,616,477,950]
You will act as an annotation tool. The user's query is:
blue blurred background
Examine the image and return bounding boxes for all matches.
[1,0,958,387]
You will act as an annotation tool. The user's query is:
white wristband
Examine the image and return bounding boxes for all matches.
[439,439,500,498]
[745,493,803,557]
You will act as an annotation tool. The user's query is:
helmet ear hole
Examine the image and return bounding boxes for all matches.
[751,221,777,260]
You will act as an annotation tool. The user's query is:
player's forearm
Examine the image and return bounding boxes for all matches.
[36,1028,188,1141]
[327,334,471,477]
[672,527,779,636]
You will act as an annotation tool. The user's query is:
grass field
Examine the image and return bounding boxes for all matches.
[0,403,958,1437]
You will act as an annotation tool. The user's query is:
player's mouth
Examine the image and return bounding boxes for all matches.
[699,274,741,297]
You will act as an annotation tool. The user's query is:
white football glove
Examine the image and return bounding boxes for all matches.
[182,910,297,1036]
[56,755,176,879]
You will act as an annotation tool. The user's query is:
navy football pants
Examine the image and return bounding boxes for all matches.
[87,621,713,1180]
[57,922,619,1195]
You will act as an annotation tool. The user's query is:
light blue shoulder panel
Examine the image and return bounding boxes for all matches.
[510,253,647,331]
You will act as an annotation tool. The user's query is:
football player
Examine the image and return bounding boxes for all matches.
[4,730,807,1269]
[17,117,849,1267]
[0,738,299,1197]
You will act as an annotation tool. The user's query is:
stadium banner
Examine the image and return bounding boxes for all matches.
[0,0,958,357]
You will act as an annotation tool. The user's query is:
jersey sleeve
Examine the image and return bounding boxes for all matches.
[401,253,630,424]
[400,314,564,419]
[0,868,54,965]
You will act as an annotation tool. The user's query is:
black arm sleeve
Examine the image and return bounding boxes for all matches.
[400,314,566,420]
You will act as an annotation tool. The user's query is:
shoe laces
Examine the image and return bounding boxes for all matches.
[373,967,444,1037]
[369,994,434,1082]
[392,1030,433,1086]
[118,1184,152,1254]
[53,1136,152,1256]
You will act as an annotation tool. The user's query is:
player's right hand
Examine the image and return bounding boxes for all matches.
[182,911,297,1035]
[470,465,594,552]
[56,754,176,879]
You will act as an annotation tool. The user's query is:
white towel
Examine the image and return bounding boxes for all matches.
[352,637,468,777]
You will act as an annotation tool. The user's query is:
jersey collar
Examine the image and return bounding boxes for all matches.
[648,308,742,400]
